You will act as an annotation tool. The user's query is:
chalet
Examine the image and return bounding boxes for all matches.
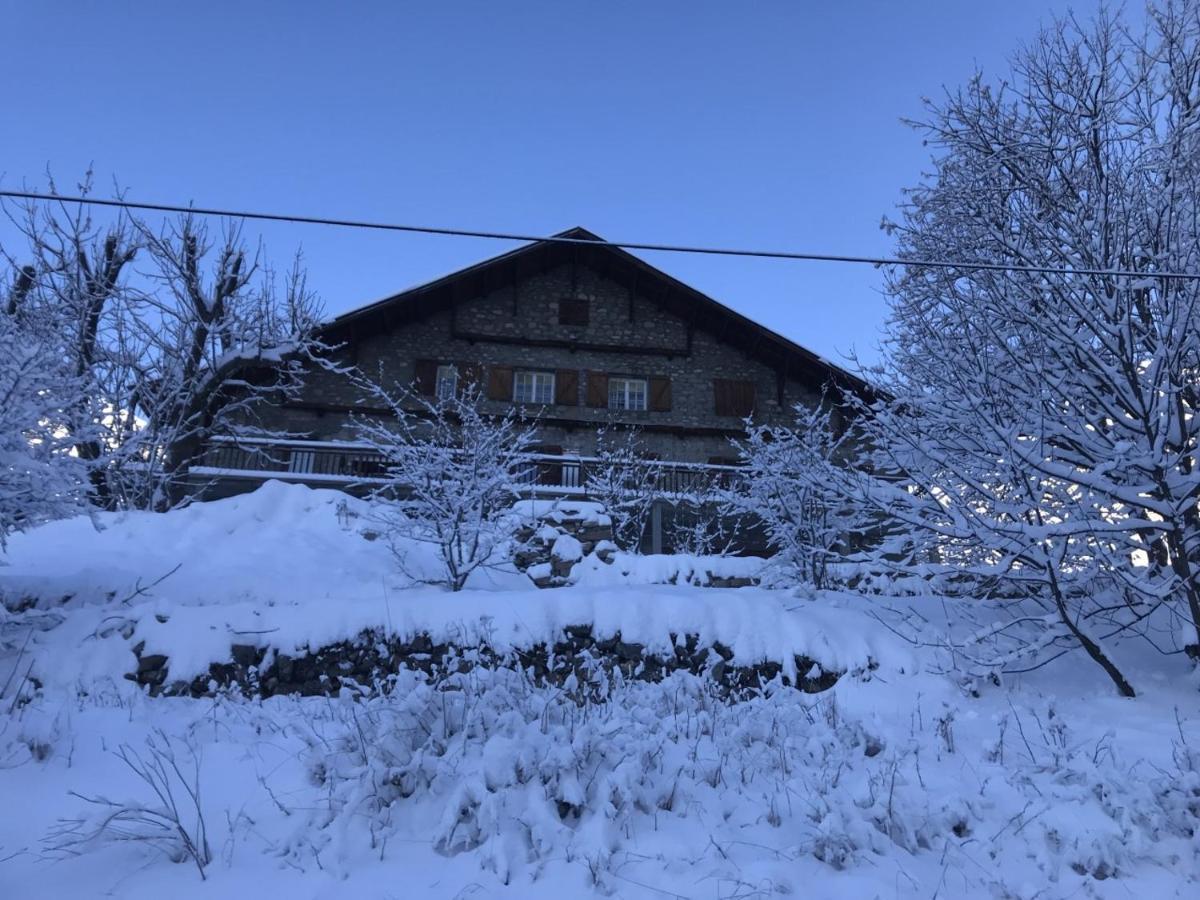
[189,227,868,517]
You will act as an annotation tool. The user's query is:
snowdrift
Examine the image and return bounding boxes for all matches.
[1,482,1197,899]
[0,480,907,691]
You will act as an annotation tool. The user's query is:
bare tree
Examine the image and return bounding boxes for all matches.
[125,215,324,509]
[2,177,327,512]
[1,173,139,506]
[353,375,539,591]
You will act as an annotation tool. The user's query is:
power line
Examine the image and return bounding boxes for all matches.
[2,189,1198,281]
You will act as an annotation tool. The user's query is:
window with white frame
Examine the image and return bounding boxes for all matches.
[435,364,458,400]
[514,370,555,404]
[608,376,647,411]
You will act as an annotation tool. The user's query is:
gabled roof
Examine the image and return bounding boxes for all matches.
[322,227,871,397]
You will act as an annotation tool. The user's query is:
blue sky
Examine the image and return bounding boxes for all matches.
[2,1,1093,367]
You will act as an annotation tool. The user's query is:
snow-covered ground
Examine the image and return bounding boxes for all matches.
[1,482,1197,898]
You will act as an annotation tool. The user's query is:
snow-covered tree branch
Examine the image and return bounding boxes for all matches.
[844,2,1200,695]
[0,264,88,550]
[1,175,328,513]
[584,425,659,552]
[725,401,883,590]
[352,373,539,591]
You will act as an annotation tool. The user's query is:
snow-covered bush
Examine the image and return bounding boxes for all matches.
[353,379,539,591]
[584,425,658,552]
[0,268,87,550]
[725,402,878,589]
[665,499,737,557]
[264,667,1199,890]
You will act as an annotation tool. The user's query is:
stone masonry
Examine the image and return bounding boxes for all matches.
[250,262,834,464]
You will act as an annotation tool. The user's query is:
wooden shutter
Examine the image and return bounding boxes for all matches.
[413,358,438,396]
[559,298,589,326]
[713,379,731,416]
[714,379,756,417]
[457,362,483,397]
[487,365,514,401]
[555,369,579,406]
[736,381,757,417]
[648,375,671,412]
[586,371,609,407]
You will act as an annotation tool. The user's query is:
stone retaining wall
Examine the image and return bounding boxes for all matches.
[129,626,841,700]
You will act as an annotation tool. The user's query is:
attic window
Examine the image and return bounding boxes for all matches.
[559,297,589,326]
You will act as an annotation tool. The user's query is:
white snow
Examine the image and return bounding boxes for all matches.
[1,482,1197,899]
[550,533,583,563]
[0,482,898,687]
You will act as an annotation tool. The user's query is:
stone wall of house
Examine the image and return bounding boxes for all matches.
[251,263,831,463]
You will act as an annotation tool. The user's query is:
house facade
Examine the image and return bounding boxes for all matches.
[191,228,868,503]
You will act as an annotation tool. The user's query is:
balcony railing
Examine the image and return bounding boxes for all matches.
[188,436,744,499]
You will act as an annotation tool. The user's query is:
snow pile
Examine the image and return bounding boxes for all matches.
[511,499,611,527]
[570,549,765,587]
[0,480,414,610]
[550,532,583,563]
[6,580,902,690]
[0,482,894,689]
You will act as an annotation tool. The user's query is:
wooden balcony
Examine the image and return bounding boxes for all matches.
[187,436,744,500]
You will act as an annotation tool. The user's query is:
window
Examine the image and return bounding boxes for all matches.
[435,364,458,400]
[514,370,555,404]
[559,297,589,326]
[608,376,647,411]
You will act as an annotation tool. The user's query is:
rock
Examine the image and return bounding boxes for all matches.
[550,555,575,579]
[137,654,167,673]
[575,525,614,544]
[276,653,294,681]
[551,533,584,563]
[593,541,618,564]
[231,644,261,667]
[616,641,644,661]
[708,575,757,589]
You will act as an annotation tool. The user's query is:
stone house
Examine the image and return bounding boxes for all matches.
[191,227,869,513]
